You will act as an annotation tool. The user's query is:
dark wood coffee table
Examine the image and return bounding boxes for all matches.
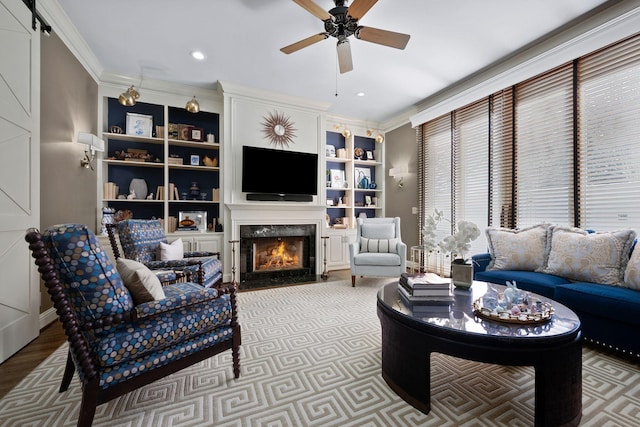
[377,281,582,427]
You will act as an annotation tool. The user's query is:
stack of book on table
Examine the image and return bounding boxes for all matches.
[398,272,453,314]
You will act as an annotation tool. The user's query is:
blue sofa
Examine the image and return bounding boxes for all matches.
[472,251,640,358]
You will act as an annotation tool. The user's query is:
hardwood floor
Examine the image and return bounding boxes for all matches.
[0,320,66,399]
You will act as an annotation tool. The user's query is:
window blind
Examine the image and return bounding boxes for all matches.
[490,88,514,228]
[453,99,489,255]
[515,64,574,227]
[578,35,640,231]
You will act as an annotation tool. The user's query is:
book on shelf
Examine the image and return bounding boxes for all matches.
[397,283,454,303]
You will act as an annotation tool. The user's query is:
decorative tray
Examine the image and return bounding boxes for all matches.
[473,296,554,325]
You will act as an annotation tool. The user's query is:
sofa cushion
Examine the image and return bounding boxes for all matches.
[624,242,640,290]
[116,258,166,305]
[475,269,570,298]
[486,223,550,271]
[360,237,398,253]
[540,226,636,286]
[554,282,640,327]
[353,252,402,266]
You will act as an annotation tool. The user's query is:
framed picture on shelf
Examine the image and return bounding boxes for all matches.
[126,113,153,137]
[190,127,204,141]
[366,150,374,160]
[354,167,371,188]
[365,195,372,206]
[330,168,345,188]
[178,211,207,232]
[326,144,336,157]
[190,155,200,166]
[178,124,193,141]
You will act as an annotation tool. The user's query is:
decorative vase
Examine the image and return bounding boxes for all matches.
[369,181,377,189]
[189,181,200,199]
[451,261,473,289]
[129,178,148,200]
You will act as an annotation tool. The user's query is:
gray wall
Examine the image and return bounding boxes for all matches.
[384,123,419,248]
[40,32,98,312]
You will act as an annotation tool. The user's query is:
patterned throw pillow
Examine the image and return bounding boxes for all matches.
[116,258,166,305]
[486,224,550,271]
[360,237,398,253]
[624,242,640,290]
[541,226,636,286]
[158,238,184,261]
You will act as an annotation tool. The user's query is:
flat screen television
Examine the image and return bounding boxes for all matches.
[242,145,318,201]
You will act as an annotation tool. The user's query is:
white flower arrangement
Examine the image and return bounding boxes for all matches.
[421,209,447,252]
[422,209,481,263]
[439,220,481,263]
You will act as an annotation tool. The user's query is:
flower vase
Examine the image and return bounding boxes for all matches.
[451,262,473,289]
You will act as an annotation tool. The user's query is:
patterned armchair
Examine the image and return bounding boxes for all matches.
[107,219,222,288]
[25,224,241,427]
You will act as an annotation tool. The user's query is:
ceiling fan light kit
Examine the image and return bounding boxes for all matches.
[282,0,410,73]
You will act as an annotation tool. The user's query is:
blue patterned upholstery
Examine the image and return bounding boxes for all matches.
[43,224,134,326]
[115,219,222,288]
[26,224,241,426]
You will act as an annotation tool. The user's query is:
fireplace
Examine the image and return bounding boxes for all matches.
[240,224,316,287]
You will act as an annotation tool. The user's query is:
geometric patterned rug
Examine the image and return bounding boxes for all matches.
[1,277,639,426]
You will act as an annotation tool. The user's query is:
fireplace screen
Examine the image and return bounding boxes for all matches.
[253,237,303,271]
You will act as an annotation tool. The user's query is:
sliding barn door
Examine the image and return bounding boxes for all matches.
[0,0,41,363]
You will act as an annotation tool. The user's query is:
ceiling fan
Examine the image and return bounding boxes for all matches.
[281,0,410,74]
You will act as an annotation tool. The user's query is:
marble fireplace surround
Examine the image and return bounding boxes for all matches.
[228,203,326,286]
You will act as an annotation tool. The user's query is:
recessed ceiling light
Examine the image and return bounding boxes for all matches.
[191,51,205,61]
[356,92,366,97]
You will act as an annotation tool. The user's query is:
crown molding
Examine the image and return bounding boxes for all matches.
[219,81,330,113]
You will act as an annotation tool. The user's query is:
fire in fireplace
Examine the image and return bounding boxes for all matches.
[254,237,302,271]
[240,224,316,287]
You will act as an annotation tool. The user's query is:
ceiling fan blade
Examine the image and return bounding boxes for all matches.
[347,0,378,20]
[281,33,329,54]
[355,26,410,49]
[292,0,332,21]
[337,39,353,74]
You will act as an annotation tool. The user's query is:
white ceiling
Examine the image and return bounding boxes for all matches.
[53,0,609,123]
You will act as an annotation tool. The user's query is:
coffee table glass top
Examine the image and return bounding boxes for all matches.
[379,281,580,339]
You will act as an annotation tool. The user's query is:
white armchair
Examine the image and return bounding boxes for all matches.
[349,217,407,287]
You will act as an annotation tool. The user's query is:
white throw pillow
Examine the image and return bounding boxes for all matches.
[360,237,398,253]
[486,224,550,271]
[116,258,166,305]
[541,226,636,286]
[158,238,184,261]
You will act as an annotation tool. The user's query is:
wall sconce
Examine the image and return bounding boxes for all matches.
[78,132,105,171]
[186,96,200,113]
[389,166,409,188]
[118,85,140,106]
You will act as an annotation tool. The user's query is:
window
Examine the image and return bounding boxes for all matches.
[417,33,640,259]
[578,36,640,231]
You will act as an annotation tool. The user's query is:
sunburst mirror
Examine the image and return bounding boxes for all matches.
[261,111,297,148]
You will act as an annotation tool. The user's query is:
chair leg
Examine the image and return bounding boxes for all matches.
[351,275,356,287]
[77,380,99,427]
[60,350,75,392]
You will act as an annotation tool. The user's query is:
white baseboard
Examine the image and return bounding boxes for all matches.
[39,307,57,330]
